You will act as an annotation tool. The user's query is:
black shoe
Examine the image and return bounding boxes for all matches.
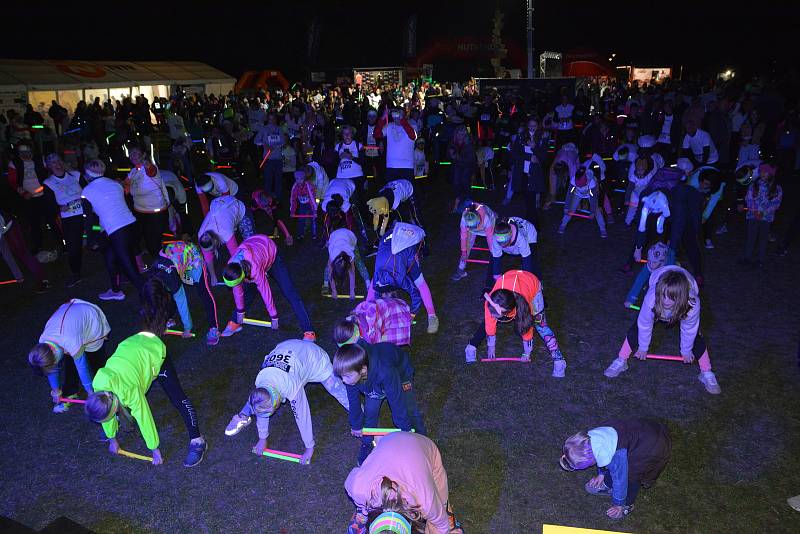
[66,275,82,288]
[357,442,374,466]
[36,280,52,294]
[184,440,207,467]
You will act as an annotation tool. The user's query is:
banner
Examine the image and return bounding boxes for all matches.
[404,14,418,59]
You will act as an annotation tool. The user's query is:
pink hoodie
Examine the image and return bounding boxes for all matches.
[228,235,278,318]
[637,265,700,358]
[344,432,450,534]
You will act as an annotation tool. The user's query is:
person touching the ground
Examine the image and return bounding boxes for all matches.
[451,201,497,281]
[224,339,349,465]
[488,217,541,286]
[85,278,208,467]
[149,241,220,346]
[604,266,721,394]
[325,226,370,300]
[557,161,607,238]
[334,295,413,349]
[28,299,111,413]
[333,342,426,465]
[560,418,671,521]
[370,222,438,334]
[198,194,255,284]
[220,234,315,340]
[250,189,293,243]
[367,178,423,237]
[545,142,579,209]
[345,432,464,534]
[465,270,565,376]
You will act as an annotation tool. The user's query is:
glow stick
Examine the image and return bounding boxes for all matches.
[92,225,102,231]
[162,240,181,244]
[414,175,427,179]
[290,214,316,218]
[637,259,647,263]
[162,233,174,237]
[257,448,301,463]
[0,279,20,285]
[628,304,641,311]
[215,165,233,169]
[439,161,452,165]
[58,397,86,404]
[165,329,195,337]
[613,189,626,193]
[552,200,565,204]
[480,358,531,362]
[473,247,490,251]
[118,449,153,462]
[568,212,592,219]
[117,167,131,172]
[326,294,365,299]
[647,354,683,361]
[466,259,489,264]
[471,185,487,189]
[32,124,44,129]
[243,317,272,327]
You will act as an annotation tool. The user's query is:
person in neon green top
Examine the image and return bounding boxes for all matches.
[86,278,207,467]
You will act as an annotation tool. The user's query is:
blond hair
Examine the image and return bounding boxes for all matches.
[561,431,594,470]
[373,477,422,523]
[28,343,56,372]
[653,270,693,326]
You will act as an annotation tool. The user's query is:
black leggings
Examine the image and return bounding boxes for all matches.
[106,223,144,291]
[156,355,201,440]
[136,210,168,257]
[625,319,707,357]
[62,215,84,275]
[26,196,60,252]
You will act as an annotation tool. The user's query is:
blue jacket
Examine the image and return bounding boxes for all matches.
[345,339,415,431]
[372,230,423,313]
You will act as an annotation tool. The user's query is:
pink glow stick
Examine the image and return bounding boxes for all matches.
[472,247,490,251]
[480,357,531,362]
[58,397,86,404]
[647,354,684,362]
[568,212,592,219]
[263,448,302,459]
[466,259,490,264]
[0,279,20,285]
[290,214,317,218]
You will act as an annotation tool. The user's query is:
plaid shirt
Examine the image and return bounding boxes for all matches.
[354,298,412,346]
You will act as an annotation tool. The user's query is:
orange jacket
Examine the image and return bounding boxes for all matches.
[484,270,542,340]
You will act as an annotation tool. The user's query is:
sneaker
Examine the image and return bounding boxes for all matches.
[225,413,252,436]
[303,331,317,341]
[206,327,220,346]
[427,315,439,334]
[99,289,126,301]
[698,371,721,394]
[600,230,608,238]
[450,269,468,281]
[221,321,242,337]
[52,402,70,414]
[465,344,477,364]
[557,224,566,235]
[36,280,52,294]
[604,357,628,378]
[183,439,207,467]
[705,239,714,249]
[321,284,331,296]
[166,318,177,329]
[715,224,728,235]
[66,275,82,288]
[552,359,567,378]
[584,480,613,496]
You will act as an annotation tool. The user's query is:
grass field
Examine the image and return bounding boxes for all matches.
[0,173,798,533]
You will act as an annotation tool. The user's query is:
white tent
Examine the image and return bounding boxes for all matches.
[0,59,235,115]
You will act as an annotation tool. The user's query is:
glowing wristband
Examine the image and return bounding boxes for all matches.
[223,271,245,287]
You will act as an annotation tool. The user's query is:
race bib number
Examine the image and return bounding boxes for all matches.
[298,195,310,204]
[263,352,292,372]
[63,199,84,216]
[480,114,490,122]
[365,147,379,157]
[268,134,281,145]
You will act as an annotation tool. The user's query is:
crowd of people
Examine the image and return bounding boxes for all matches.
[3,71,799,532]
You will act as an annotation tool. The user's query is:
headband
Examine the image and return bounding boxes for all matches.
[337,324,360,347]
[223,268,245,287]
[483,292,504,316]
[369,512,411,534]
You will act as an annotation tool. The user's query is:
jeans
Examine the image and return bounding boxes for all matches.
[601,469,641,506]
[626,265,652,303]
[230,253,313,332]
[263,160,283,197]
[744,219,771,262]
[359,380,427,449]
[294,203,317,238]
[105,222,144,291]
[157,354,201,440]
[26,195,60,252]
[62,215,84,276]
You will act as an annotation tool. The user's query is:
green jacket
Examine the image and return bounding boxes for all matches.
[92,332,166,449]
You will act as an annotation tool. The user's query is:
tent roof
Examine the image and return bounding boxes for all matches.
[563,60,615,77]
[0,60,235,90]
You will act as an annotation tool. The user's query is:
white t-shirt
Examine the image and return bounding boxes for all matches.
[44,171,84,218]
[160,170,186,205]
[336,140,363,159]
[198,196,247,243]
[382,179,414,210]
[414,149,427,177]
[308,162,329,201]
[82,177,136,235]
[200,171,239,197]
[39,299,110,356]
[682,129,718,164]
[337,159,364,179]
[166,114,187,140]
[327,228,357,261]
[128,165,169,212]
[555,103,575,130]
[490,217,537,258]
[322,178,356,212]
[384,123,415,169]
[658,114,674,144]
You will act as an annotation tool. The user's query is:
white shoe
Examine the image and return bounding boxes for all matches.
[552,359,566,378]
[225,413,252,436]
[427,314,439,334]
[604,357,628,378]
[98,289,126,301]
[705,239,714,249]
[450,269,468,281]
[465,344,477,364]
[52,402,70,414]
[698,371,721,394]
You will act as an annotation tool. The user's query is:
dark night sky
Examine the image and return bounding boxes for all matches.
[2,1,798,79]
